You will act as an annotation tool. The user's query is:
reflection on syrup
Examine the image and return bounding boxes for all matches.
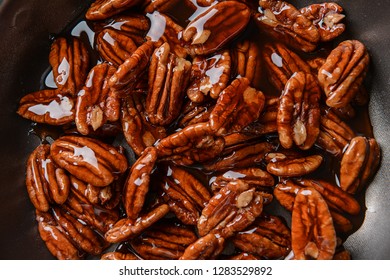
[71,145,99,169]
[146,11,166,42]
[28,95,73,119]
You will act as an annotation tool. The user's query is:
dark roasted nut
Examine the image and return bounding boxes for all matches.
[181,1,251,55]
[266,153,323,177]
[179,233,225,260]
[86,0,143,20]
[291,188,336,260]
[142,0,180,13]
[75,63,120,135]
[146,42,191,126]
[300,3,345,42]
[340,136,381,194]
[26,144,70,212]
[256,0,320,52]
[232,214,291,259]
[49,37,89,96]
[277,72,321,150]
[101,252,140,260]
[50,136,128,187]
[318,40,370,108]
[187,49,231,103]
[17,89,74,125]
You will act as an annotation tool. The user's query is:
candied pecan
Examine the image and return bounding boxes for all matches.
[277,72,321,150]
[306,56,326,72]
[86,0,143,21]
[26,144,70,212]
[177,100,214,128]
[181,1,251,55]
[266,153,323,177]
[187,49,231,103]
[50,135,128,187]
[17,89,74,125]
[318,40,370,108]
[229,253,259,260]
[142,0,180,13]
[75,63,120,135]
[146,42,191,126]
[232,214,291,259]
[291,188,336,260]
[179,233,225,260]
[340,136,381,194]
[300,3,345,42]
[209,77,265,135]
[49,37,89,95]
[101,252,140,260]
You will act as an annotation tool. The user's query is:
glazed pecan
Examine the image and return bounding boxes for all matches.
[229,253,259,260]
[26,144,70,212]
[340,136,381,194]
[277,72,321,150]
[232,214,291,259]
[17,89,74,125]
[146,42,191,126]
[187,49,231,103]
[49,37,89,96]
[318,40,370,108]
[181,1,251,55]
[75,63,120,135]
[300,3,345,42]
[179,233,225,260]
[291,188,336,260]
[256,0,320,52]
[142,0,180,13]
[177,100,214,128]
[86,0,143,20]
[101,251,140,260]
[266,153,323,177]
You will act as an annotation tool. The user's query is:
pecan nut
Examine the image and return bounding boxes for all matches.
[266,153,323,177]
[229,253,259,260]
[101,252,140,260]
[177,100,214,128]
[142,0,180,13]
[86,0,143,20]
[179,233,225,260]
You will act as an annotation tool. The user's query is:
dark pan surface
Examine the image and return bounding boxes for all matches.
[0,0,389,259]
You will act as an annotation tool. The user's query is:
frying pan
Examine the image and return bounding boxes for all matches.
[0,0,389,260]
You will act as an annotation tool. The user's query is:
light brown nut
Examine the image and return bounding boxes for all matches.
[105,204,170,243]
[36,210,82,260]
[266,154,323,177]
[277,72,321,150]
[130,222,198,260]
[181,1,251,56]
[86,0,143,20]
[146,42,191,126]
[17,89,74,125]
[187,49,231,103]
[50,135,128,187]
[318,40,370,108]
[197,180,264,238]
[26,144,70,212]
[300,3,345,42]
[229,253,260,260]
[232,214,291,259]
[209,77,266,136]
[291,188,337,260]
[101,252,140,260]
[179,233,225,260]
[340,136,381,194]
[160,165,211,225]
[49,37,89,96]
[121,92,166,156]
[142,0,180,13]
[123,147,158,220]
[75,63,120,135]
[263,43,312,93]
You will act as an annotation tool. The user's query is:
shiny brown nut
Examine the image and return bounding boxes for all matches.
[306,56,327,72]
[277,72,321,150]
[177,100,214,128]
[86,0,143,20]
[50,135,128,187]
[17,89,75,125]
[198,180,264,238]
[179,233,225,260]
[123,147,158,220]
[75,63,120,135]
[318,40,370,108]
[340,136,381,194]
[256,0,320,52]
[266,154,323,177]
[253,96,279,136]
[187,49,231,103]
[146,42,191,126]
[101,252,140,260]
[130,222,197,260]
[49,37,89,96]
[263,43,312,92]
[26,144,70,212]
[232,214,291,259]
[160,165,211,225]
[229,253,260,260]
[105,204,170,243]
[121,92,166,156]
[300,3,345,42]
[181,1,251,56]
[142,0,180,13]
[291,188,336,260]
[209,77,266,136]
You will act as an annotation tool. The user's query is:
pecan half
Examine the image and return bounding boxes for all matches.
[291,188,336,260]
[101,252,140,260]
[229,253,259,260]
[142,0,180,13]
[179,233,225,260]
[266,154,323,177]
[86,0,143,20]
[318,40,370,108]
[50,136,128,187]
[277,72,321,150]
